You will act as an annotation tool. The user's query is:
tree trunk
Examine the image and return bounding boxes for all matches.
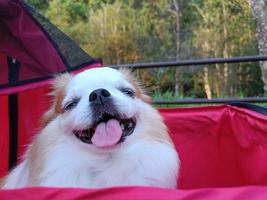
[172,0,181,96]
[248,0,267,91]
[215,63,222,97]
[215,46,222,97]
[222,2,230,96]
[204,66,212,99]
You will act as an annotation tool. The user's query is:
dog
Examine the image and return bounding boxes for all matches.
[2,67,179,189]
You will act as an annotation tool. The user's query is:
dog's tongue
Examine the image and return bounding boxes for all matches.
[91,119,122,148]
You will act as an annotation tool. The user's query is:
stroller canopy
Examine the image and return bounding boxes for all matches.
[0,0,100,95]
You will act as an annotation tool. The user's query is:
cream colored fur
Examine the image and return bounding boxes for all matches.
[2,67,179,189]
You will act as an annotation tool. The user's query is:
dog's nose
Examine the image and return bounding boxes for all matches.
[89,88,111,103]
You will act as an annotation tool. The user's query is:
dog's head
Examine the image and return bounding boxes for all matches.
[43,67,171,150]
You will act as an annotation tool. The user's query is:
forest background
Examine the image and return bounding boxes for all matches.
[27,0,267,100]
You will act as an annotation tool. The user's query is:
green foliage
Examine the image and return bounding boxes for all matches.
[26,0,49,12]
[27,0,265,99]
[153,90,180,100]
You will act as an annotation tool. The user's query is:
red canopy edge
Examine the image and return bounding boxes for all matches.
[0,186,267,200]
[0,63,101,95]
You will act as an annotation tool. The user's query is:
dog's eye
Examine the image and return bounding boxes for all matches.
[64,99,79,110]
[121,88,135,98]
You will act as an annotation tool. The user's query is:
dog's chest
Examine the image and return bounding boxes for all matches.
[85,155,141,187]
[41,142,153,187]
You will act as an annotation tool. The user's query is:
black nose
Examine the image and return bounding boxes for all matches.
[89,88,111,103]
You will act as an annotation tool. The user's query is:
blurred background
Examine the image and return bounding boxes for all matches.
[26,0,266,101]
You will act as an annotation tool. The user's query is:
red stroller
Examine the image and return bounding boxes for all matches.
[1,1,267,199]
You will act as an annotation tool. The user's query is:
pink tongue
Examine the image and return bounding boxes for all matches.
[91,119,122,148]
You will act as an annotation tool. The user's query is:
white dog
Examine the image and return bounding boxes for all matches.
[2,67,179,189]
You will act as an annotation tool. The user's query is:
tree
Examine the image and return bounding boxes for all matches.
[248,0,267,91]
[172,0,181,96]
[27,0,264,99]
[191,0,261,98]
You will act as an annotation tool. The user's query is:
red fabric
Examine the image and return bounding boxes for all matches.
[17,86,50,161]
[1,186,267,200]
[159,105,267,189]
[0,95,9,177]
[0,52,8,84]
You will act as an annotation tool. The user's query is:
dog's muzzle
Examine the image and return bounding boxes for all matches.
[73,89,136,148]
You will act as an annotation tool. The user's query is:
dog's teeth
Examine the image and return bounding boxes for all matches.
[80,131,87,137]
[120,123,125,130]
[128,121,133,128]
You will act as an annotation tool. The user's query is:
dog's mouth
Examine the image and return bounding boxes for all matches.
[73,113,136,148]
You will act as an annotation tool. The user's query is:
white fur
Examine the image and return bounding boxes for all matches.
[3,67,179,189]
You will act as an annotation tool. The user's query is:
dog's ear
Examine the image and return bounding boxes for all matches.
[41,73,72,127]
[119,68,152,104]
[139,93,152,104]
